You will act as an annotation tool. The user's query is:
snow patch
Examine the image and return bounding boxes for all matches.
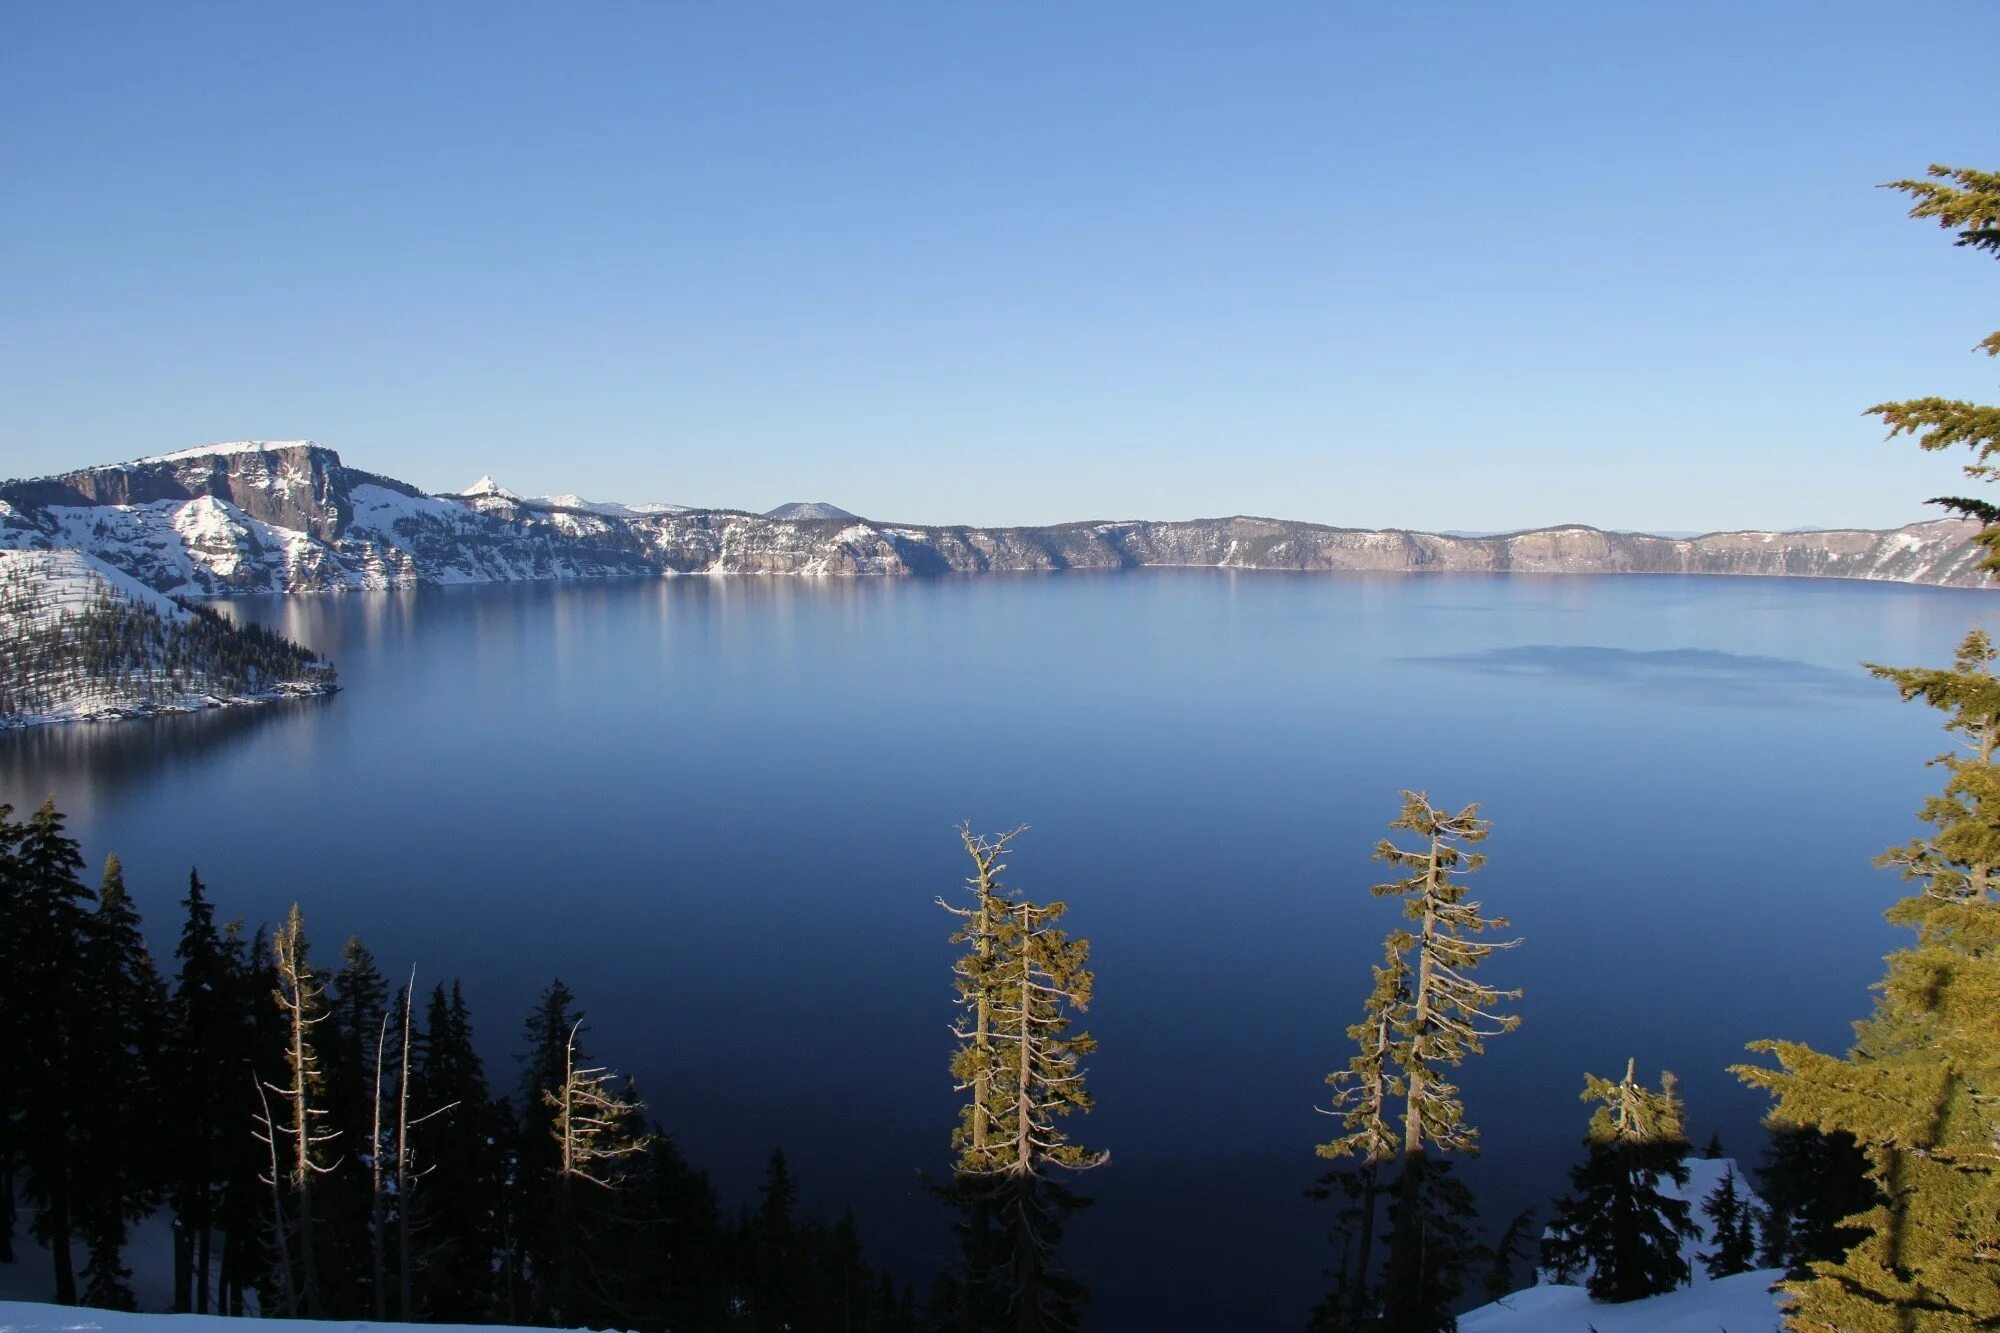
[131,441,316,465]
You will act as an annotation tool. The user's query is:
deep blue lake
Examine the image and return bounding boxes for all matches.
[2,570,1990,1328]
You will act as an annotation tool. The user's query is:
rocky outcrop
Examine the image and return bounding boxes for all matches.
[0,442,1987,595]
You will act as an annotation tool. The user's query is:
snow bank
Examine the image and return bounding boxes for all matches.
[1460,1268,1785,1331]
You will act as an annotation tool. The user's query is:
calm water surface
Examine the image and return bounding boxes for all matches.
[3,571,1990,1328]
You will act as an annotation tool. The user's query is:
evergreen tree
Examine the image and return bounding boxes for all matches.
[165,869,237,1313]
[983,893,1105,1333]
[412,981,508,1322]
[1311,937,1409,1329]
[0,801,24,1268]
[15,798,96,1304]
[1751,1123,1875,1276]
[939,823,1024,1332]
[1698,1165,1757,1279]
[1739,627,2000,1325]
[1369,792,1520,1331]
[254,904,337,1318]
[750,1148,803,1331]
[515,979,590,1318]
[75,854,167,1309]
[1864,166,2000,570]
[1482,1205,1538,1304]
[322,937,389,1318]
[539,1019,650,1325]
[1543,1059,1697,1303]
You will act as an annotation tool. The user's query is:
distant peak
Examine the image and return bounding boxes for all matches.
[764,501,858,521]
[463,475,517,498]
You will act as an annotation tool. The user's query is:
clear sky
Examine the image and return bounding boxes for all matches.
[3,2,1996,530]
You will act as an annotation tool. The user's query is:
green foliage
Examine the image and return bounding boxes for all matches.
[1543,1060,1697,1304]
[1738,627,2000,1328]
[1315,791,1520,1331]
[1866,165,2000,567]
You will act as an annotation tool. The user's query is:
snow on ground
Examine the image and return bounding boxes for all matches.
[0,549,189,625]
[1461,1269,1786,1331]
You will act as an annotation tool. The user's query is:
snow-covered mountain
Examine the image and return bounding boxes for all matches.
[0,441,1987,596]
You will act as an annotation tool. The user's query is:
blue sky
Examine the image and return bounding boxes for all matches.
[3,2,1995,529]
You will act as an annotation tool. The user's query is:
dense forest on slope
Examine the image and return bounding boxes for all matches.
[0,553,335,726]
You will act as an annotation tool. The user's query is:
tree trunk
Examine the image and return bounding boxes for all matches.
[48,1183,75,1305]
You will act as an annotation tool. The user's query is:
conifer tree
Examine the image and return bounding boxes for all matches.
[413,981,508,1322]
[321,936,389,1315]
[255,904,338,1318]
[75,854,167,1309]
[1311,937,1409,1329]
[940,823,1024,1331]
[16,798,96,1304]
[0,801,24,1268]
[1698,1165,1757,1280]
[516,977,583,1307]
[540,1019,650,1325]
[1751,1123,1875,1276]
[1368,792,1520,1330]
[1482,1206,1538,1304]
[165,869,236,1313]
[1543,1059,1697,1303]
[1738,627,2000,1326]
[1864,166,2000,569]
[983,893,1105,1333]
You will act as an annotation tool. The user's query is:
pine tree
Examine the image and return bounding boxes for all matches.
[254,904,338,1318]
[0,801,24,1268]
[1483,1205,1538,1303]
[1311,937,1409,1329]
[165,869,237,1313]
[1738,627,2000,1326]
[540,1019,650,1325]
[321,936,389,1316]
[983,893,1105,1333]
[940,823,1024,1332]
[515,977,583,1310]
[1543,1059,1697,1303]
[1698,1165,1757,1280]
[412,981,508,1322]
[1752,1123,1875,1276]
[1369,792,1520,1331]
[1864,166,2000,570]
[749,1147,802,1331]
[15,798,96,1304]
[75,854,167,1309]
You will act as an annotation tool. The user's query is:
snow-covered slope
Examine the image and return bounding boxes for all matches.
[1466,1156,1785,1331]
[1,442,1989,594]
[1461,1269,1784,1331]
[0,548,335,727]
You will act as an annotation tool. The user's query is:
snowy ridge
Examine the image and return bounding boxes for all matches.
[130,441,316,466]
[1,442,1990,594]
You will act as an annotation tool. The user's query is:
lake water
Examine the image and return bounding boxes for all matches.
[3,570,1989,1328]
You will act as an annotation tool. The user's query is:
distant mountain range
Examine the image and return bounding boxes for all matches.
[0,441,1986,595]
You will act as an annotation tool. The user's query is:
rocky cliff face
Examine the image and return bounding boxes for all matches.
[0,442,1986,595]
